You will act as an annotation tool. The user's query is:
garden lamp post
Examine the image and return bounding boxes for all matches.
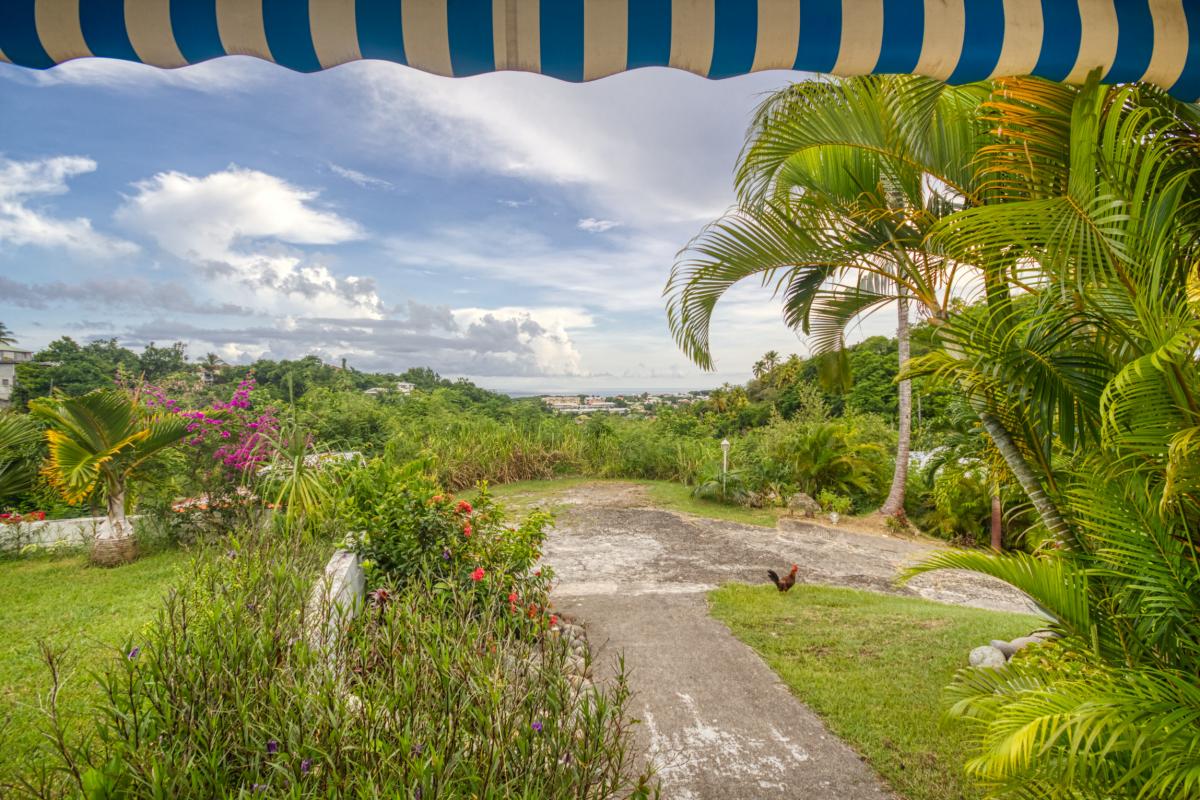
[721,438,730,498]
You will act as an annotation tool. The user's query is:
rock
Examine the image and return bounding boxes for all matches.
[1030,629,1060,641]
[989,639,1018,658]
[968,645,1008,669]
[1009,636,1043,652]
[787,492,820,518]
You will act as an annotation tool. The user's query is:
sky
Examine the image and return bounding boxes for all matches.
[0,56,893,393]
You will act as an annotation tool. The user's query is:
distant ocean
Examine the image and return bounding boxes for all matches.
[504,388,712,398]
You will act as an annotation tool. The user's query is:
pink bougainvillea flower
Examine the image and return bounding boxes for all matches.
[470,567,485,582]
[456,500,473,515]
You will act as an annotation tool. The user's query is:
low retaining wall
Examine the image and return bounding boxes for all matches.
[0,514,146,551]
[306,549,365,658]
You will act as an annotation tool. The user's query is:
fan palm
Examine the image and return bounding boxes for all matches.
[0,412,39,501]
[666,75,993,520]
[30,388,190,565]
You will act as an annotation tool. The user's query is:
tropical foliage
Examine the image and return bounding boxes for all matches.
[670,71,1200,798]
[0,413,39,502]
[666,75,1000,519]
[29,388,190,564]
[23,518,654,798]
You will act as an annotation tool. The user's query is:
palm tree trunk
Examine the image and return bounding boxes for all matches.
[881,294,911,517]
[977,411,1071,543]
[990,491,1003,551]
[92,484,135,566]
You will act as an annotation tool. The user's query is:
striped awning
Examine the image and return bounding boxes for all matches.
[2,1,1199,99]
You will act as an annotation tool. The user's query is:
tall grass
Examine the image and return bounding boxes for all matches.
[383,414,717,491]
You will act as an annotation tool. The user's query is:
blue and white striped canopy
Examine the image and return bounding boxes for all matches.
[3,1,1199,99]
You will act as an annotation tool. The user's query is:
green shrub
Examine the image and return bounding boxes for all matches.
[22,529,654,798]
[337,460,551,594]
[816,489,852,515]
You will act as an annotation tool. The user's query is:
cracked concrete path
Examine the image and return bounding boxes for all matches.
[531,482,1035,800]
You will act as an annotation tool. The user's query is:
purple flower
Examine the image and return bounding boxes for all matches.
[414,787,423,800]
[266,739,279,754]
[127,646,140,660]
[410,742,423,756]
[300,758,312,775]
[441,549,451,561]
[252,784,267,793]
[531,721,543,733]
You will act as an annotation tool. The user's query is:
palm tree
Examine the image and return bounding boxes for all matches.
[0,322,15,346]
[0,412,39,501]
[898,77,1200,796]
[666,76,990,521]
[31,388,190,565]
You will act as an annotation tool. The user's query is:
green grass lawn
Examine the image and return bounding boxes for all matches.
[709,583,1039,800]
[485,477,785,527]
[0,549,189,785]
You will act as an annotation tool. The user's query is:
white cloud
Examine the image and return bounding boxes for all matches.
[386,220,684,313]
[117,302,593,377]
[0,156,137,257]
[452,306,592,376]
[115,166,378,318]
[577,217,619,233]
[328,163,393,190]
[347,64,798,227]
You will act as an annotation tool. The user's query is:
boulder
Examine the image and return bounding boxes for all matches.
[787,492,821,518]
[1009,636,1044,652]
[968,645,1008,669]
[990,639,1018,658]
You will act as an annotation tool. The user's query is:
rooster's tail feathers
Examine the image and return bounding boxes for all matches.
[766,569,781,589]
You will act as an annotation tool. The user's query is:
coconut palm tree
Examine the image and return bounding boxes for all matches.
[31,388,190,565]
[666,75,991,521]
[0,322,15,346]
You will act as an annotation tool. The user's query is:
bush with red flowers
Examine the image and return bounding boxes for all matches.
[0,510,46,525]
[337,459,552,609]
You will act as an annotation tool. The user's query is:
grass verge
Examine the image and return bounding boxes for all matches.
[0,549,189,784]
[708,582,1039,800]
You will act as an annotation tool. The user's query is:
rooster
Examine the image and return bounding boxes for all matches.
[767,564,799,592]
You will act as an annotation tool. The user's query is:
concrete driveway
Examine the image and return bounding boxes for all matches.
[535,482,1032,800]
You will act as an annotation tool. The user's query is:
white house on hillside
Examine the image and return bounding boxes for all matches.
[0,348,33,408]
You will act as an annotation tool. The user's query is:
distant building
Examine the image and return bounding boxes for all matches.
[541,394,627,415]
[0,348,33,408]
[365,381,417,397]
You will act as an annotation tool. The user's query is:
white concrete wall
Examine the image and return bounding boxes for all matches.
[0,514,145,550]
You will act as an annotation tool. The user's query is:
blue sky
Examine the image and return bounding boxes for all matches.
[0,57,891,392]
